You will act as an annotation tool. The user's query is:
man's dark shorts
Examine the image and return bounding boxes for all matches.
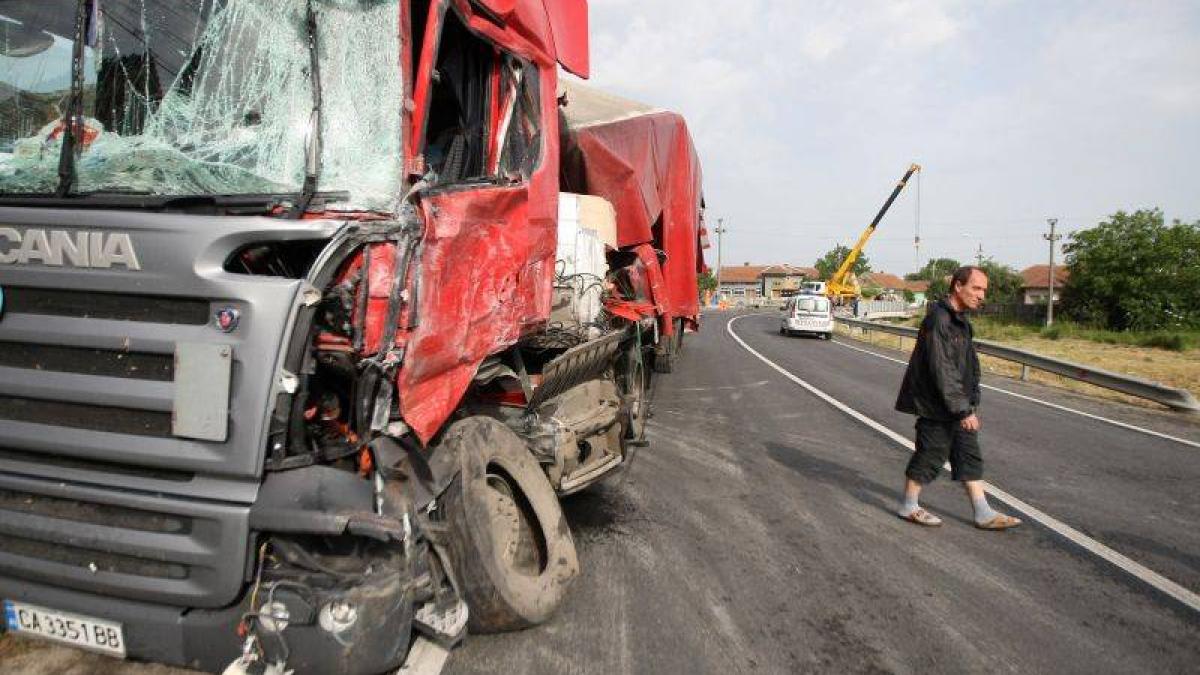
[905,417,983,483]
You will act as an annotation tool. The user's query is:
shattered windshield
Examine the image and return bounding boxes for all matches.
[0,0,402,211]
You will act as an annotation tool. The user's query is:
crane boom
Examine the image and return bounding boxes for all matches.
[827,163,921,301]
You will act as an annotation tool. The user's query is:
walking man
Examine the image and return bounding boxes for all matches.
[894,266,1021,530]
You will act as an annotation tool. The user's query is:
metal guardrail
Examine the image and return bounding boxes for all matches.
[835,316,1200,413]
[854,299,908,318]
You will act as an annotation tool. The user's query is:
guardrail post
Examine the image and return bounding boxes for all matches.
[1020,364,1030,381]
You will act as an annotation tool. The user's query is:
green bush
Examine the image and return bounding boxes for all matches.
[1040,325,1062,340]
[1138,333,1188,352]
[1062,209,1200,331]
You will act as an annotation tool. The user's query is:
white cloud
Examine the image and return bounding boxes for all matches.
[582,0,1200,273]
[886,0,963,49]
[800,24,848,62]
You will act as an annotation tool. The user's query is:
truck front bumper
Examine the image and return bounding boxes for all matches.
[0,565,414,675]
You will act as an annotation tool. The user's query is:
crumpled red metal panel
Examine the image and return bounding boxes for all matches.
[458,0,588,76]
[561,111,705,328]
[541,0,589,77]
[393,1,568,444]
[392,1,704,443]
[316,243,403,356]
[397,184,557,444]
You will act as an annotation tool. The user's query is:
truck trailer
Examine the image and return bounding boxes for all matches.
[0,1,704,672]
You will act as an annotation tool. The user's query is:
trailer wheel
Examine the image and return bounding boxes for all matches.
[652,349,675,374]
[652,324,681,374]
[617,347,648,441]
[441,417,579,633]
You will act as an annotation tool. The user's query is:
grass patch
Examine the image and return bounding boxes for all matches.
[962,317,1200,352]
[838,317,1200,413]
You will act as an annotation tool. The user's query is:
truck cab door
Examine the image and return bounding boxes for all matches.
[398,5,559,441]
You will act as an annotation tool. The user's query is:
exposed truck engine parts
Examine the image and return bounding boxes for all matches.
[0,1,703,672]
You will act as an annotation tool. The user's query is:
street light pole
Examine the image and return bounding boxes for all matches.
[1044,218,1062,327]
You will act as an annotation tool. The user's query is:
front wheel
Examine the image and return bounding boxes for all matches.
[440,417,579,633]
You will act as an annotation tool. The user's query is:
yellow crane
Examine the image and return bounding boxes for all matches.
[827,163,922,302]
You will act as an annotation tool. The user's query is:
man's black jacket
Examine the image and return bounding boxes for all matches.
[895,299,981,421]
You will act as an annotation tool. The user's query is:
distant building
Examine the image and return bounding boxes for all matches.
[1020,264,1070,305]
[717,263,818,301]
[760,264,818,299]
[904,279,930,305]
[718,264,766,300]
[859,272,931,305]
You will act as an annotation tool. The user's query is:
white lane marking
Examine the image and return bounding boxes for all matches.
[828,333,1200,450]
[727,315,1200,614]
[396,637,450,675]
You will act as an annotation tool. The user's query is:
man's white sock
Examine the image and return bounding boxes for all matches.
[972,493,999,524]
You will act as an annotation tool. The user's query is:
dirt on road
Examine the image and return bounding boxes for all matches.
[0,634,196,675]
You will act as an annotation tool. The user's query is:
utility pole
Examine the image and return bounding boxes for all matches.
[714,218,727,298]
[1044,218,1062,326]
[975,243,985,267]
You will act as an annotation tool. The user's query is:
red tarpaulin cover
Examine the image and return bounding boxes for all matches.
[558,81,705,328]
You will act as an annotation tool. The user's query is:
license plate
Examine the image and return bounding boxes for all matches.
[3,600,126,658]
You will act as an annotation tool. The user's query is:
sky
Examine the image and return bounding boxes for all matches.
[578,0,1200,277]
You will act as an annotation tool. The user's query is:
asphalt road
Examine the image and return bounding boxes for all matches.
[445,309,1200,674]
[4,309,1198,674]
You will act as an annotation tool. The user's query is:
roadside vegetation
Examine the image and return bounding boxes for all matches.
[1061,209,1200,332]
[840,322,1200,412]
[850,208,1200,409]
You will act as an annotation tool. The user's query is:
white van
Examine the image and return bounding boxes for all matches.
[780,294,833,339]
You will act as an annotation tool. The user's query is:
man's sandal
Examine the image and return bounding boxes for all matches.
[975,514,1022,530]
[899,508,943,527]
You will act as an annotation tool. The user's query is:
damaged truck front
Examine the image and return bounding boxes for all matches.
[0,1,704,673]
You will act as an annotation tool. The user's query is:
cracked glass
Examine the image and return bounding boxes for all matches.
[0,0,403,211]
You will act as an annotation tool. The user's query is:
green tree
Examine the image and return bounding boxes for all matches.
[908,257,960,300]
[697,270,718,297]
[977,260,1024,304]
[906,257,960,282]
[1062,208,1200,330]
[815,244,871,280]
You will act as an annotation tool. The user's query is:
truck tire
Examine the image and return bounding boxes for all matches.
[441,417,579,633]
[652,349,675,374]
[652,323,681,374]
[617,347,648,441]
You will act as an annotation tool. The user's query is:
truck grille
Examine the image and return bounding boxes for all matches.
[0,208,336,608]
[0,534,188,580]
[0,474,250,606]
[0,341,174,380]
[0,396,173,437]
[0,488,190,534]
[2,286,210,324]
